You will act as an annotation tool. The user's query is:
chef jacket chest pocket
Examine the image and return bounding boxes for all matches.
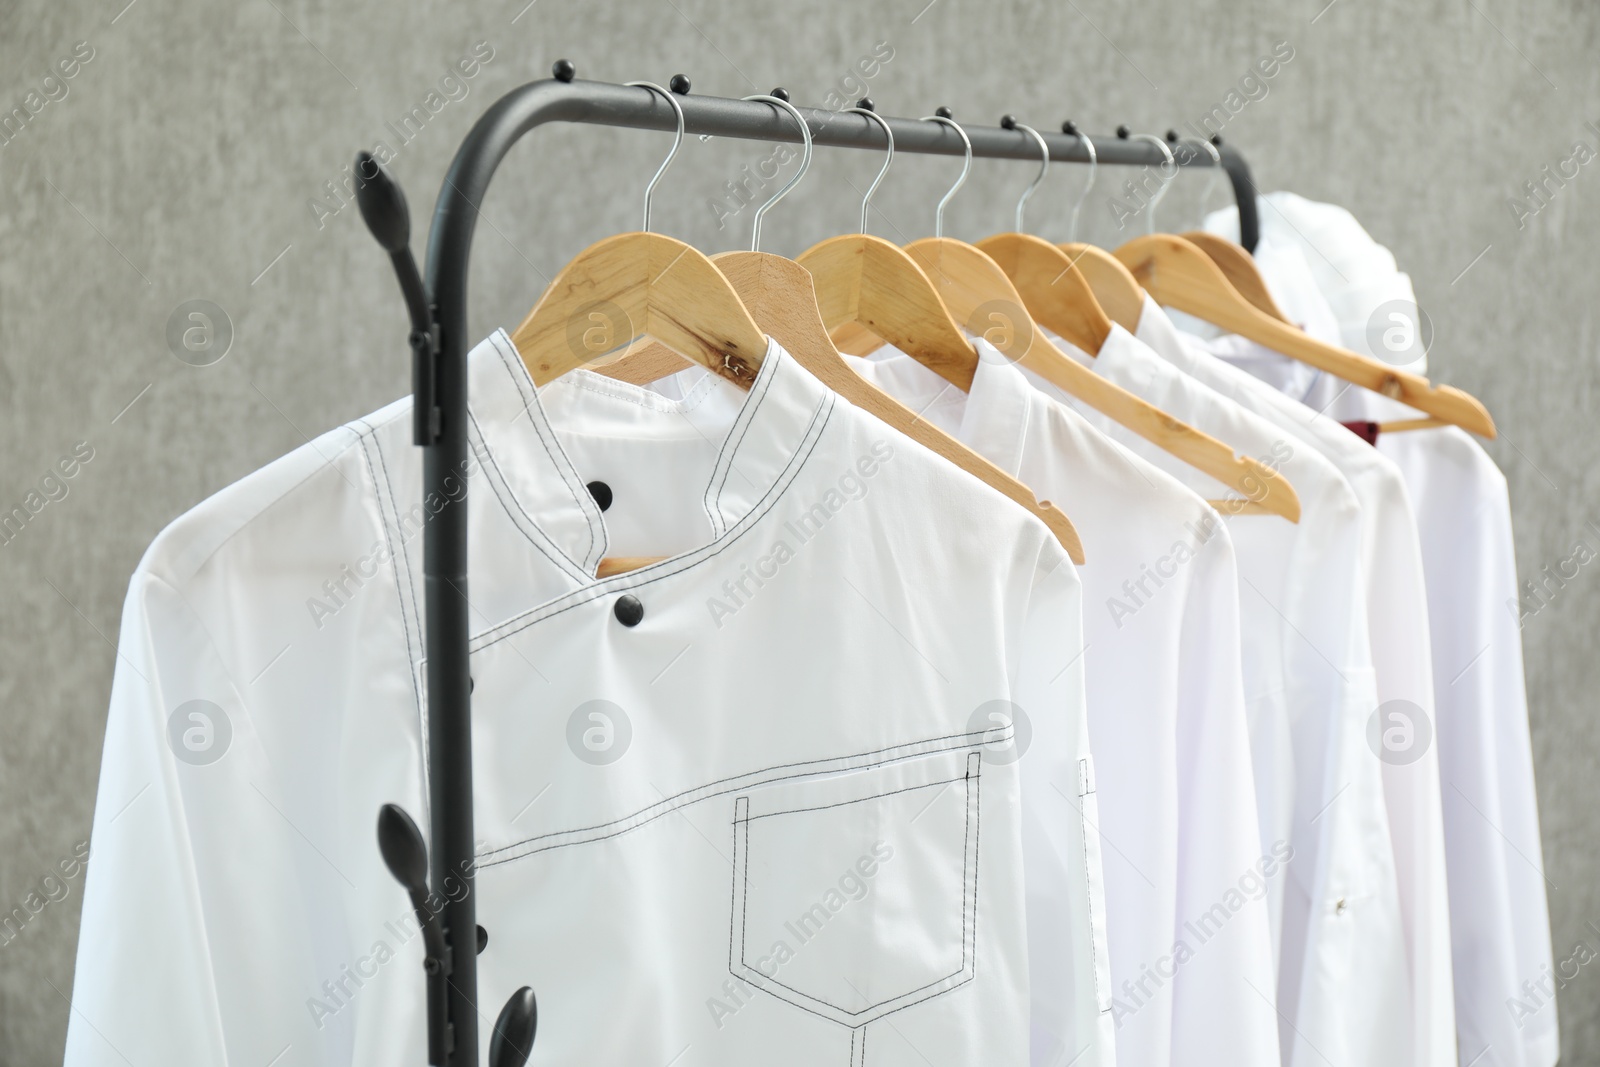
[729,747,983,1030]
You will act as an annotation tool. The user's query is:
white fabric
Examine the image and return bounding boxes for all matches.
[66,333,1111,1067]
[1205,194,1560,1067]
[1037,323,1409,1067]
[1202,191,1426,374]
[1137,300,1459,1067]
[848,341,1275,1067]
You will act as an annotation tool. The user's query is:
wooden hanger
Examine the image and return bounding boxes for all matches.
[1050,241,1146,333]
[598,249,1085,562]
[1116,232,1496,438]
[1013,124,1145,334]
[793,102,980,377]
[904,116,1297,520]
[512,83,766,388]
[911,235,1298,521]
[1182,231,1291,324]
[977,232,1118,350]
[595,95,1085,563]
[1182,232,1450,436]
[511,230,766,387]
[795,234,981,388]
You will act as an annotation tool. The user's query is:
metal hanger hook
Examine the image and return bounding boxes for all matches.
[921,113,972,239]
[1128,132,1176,235]
[1179,135,1225,224]
[742,94,814,252]
[1009,121,1049,232]
[844,106,894,234]
[624,81,684,234]
[1067,130,1097,243]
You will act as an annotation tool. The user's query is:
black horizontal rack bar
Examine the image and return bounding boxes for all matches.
[362,64,1263,1067]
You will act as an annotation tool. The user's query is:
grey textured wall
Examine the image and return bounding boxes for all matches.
[2,0,1596,1062]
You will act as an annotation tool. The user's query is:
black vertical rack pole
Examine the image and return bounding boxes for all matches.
[360,62,1262,1067]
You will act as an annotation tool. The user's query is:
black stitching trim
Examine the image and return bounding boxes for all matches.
[744,773,968,821]
[466,406,594,585]
[476,722,1005,866]
[464,390,836,654]
[487,332,607,572]
[703,339,782,539]
[726,752,983,1027]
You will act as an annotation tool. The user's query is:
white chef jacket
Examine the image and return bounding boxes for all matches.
[1032,323,1409,1067]
[1203,196,1560,1067]
[847,341,1274,1067]
[1136,300,1459,1067]
[66,332,1110,1067]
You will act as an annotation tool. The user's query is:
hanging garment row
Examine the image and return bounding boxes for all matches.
[63,67,1554,1067]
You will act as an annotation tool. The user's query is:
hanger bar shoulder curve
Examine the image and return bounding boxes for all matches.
[1115,233,1496,439]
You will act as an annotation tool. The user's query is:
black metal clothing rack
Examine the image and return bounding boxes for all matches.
[358,61,1262,1067]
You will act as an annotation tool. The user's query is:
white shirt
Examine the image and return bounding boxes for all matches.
[849,341,1274,1067]
[1204,195,1560,1067]
[67,333,1110,1067]
[1137,300,1458,1067]
[1034,323,1410,1067]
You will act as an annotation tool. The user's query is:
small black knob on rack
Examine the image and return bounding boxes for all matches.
[1211,134,1224,146]
[1166,129,1180,142]
[1000,114,1017,130]
[856,97,875,112]
[1116,124,1131,139]
[669,73,691,94]
[935,105,953,119]
[1061,119,1079,136]
[552,58,575,82]
[771,87,790,101]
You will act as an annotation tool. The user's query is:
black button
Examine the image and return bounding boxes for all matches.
[614,594,644,627]
[586,480,613,512]
[469,676,475,694]
[476,924,488,954]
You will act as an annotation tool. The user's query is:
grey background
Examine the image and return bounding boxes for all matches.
[1,0,1595,1062]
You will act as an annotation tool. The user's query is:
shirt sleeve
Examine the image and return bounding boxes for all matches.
[1013,548,1117,1067]
[64,570,354,1067]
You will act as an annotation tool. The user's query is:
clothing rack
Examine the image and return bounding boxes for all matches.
[355,60,1261,1067]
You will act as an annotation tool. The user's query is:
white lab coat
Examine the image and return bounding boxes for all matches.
[67,333,1112,1067]
[1204,193,1558,1067]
